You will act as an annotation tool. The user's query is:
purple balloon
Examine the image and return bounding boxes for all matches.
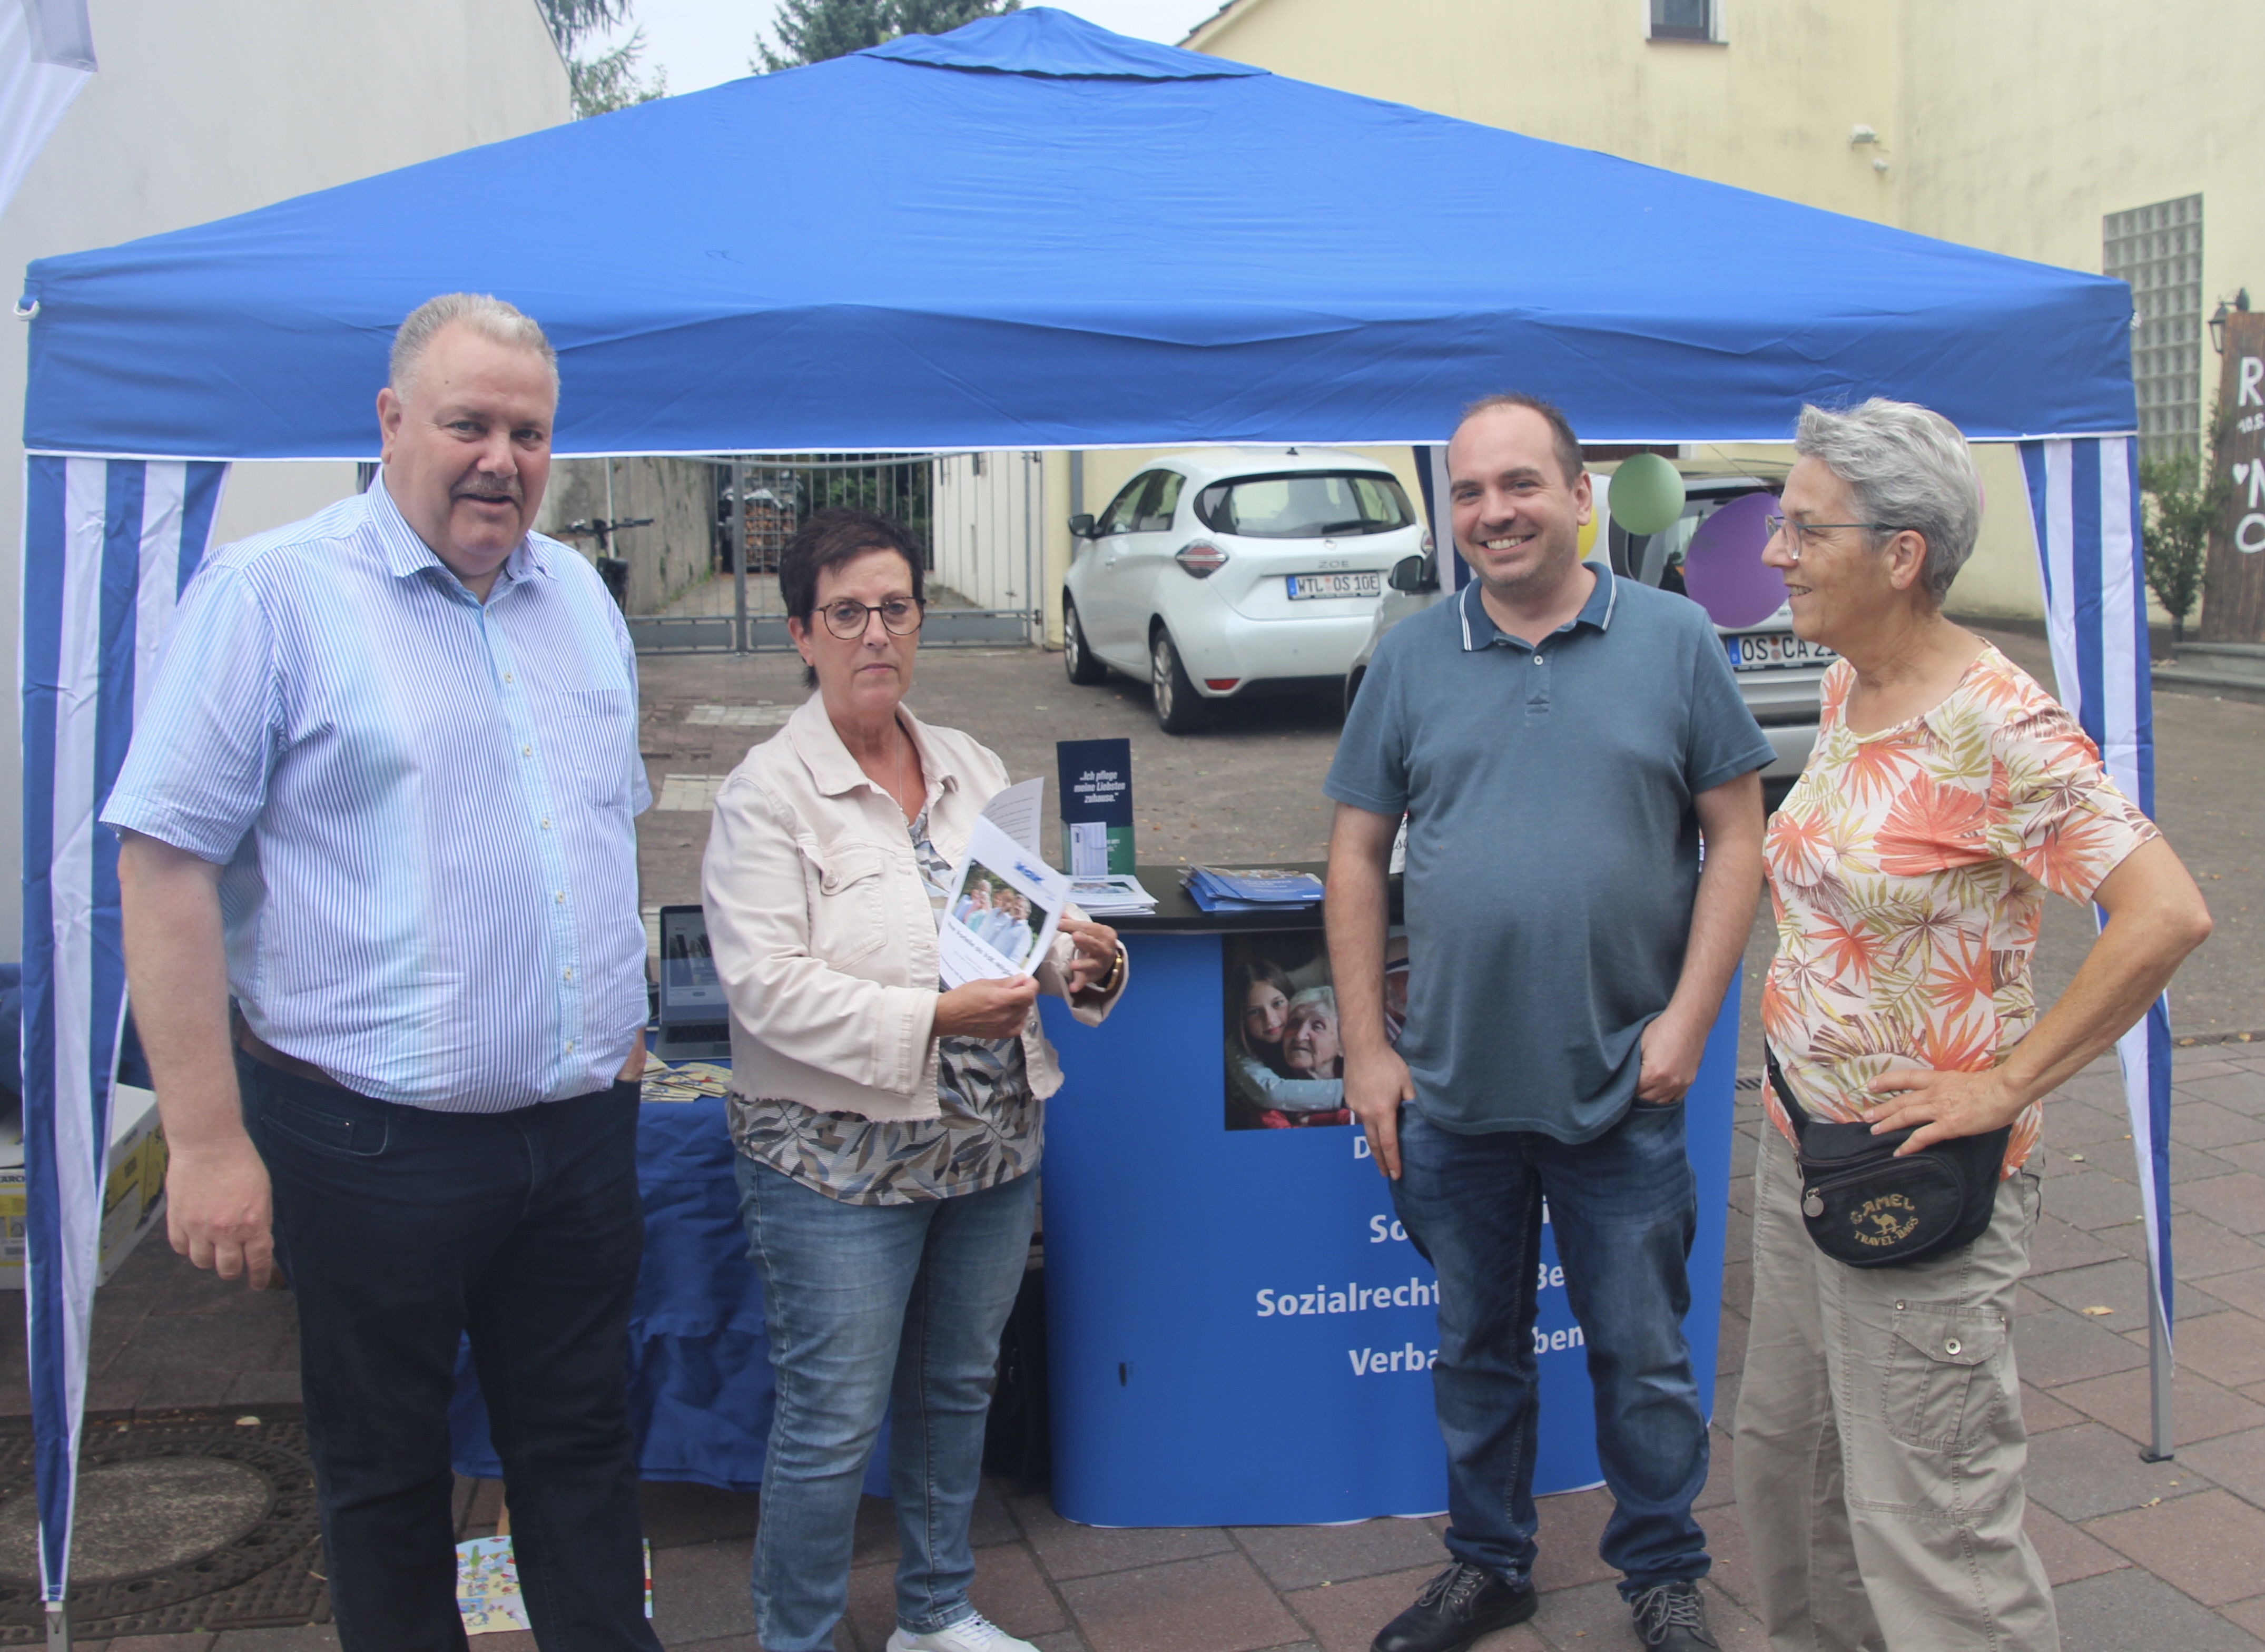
[1682,490,1785,631]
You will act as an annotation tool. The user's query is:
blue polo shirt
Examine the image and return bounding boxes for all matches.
[1325,564,1773,1140]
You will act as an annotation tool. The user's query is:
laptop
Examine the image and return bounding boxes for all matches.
[654,904,733,1063]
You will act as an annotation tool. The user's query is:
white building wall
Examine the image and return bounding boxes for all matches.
[931,451,1043,622]
[0,0,572,948]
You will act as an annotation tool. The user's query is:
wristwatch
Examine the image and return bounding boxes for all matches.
[1087,942,1127,998]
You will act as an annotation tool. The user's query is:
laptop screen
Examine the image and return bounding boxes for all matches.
[658,907,728,1021]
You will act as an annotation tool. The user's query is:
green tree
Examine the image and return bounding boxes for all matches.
[536,0,630,55]
[2139,401,2230,653]
[535,0,668,117]
[569,30,668,116]
[754,0,1019,72]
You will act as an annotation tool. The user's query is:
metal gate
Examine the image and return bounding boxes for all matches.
[603,452,1043,655]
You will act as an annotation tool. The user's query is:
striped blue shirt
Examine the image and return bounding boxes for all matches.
[102,479,651,1112]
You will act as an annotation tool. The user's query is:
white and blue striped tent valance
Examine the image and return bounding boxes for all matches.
[2018,437,2176,1450]
[19,455,228,1610]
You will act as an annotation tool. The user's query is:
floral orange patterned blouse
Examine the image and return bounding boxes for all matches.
[1761,644,2158,1177]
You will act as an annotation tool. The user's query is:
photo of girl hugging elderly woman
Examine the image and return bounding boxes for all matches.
[1223,935,1407,1131]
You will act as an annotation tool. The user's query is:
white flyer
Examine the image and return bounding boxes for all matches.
[1068,819,1110,875]
[978,775,1046,857]
[939,813,1070,987]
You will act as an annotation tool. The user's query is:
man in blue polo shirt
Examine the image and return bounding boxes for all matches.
[1326,394,1771,1652]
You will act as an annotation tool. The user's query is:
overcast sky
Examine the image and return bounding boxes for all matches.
[606,0,1226,95]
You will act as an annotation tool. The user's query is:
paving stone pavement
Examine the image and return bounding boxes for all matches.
[14,1048,2264,1652]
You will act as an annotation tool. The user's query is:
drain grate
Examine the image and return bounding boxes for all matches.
[0,1412,329,1642]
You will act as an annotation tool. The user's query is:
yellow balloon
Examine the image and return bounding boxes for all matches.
[1577,513,1598,557]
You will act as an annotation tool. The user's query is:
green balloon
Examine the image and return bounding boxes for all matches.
[1608,452,1686,537]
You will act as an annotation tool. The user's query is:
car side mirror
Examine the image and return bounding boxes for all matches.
[1068,514,1097,540]
[1387,553,1437,594]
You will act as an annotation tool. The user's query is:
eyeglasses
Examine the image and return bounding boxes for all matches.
[819,597,925,640]
[1761,515,1907,562]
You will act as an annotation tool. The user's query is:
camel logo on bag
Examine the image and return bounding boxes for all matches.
[1852,1193,1920,1247]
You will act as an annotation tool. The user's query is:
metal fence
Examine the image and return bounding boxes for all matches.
[621,452,1043,654]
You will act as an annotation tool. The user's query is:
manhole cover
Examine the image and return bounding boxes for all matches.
[0,1456,270,1580]
[0,1413,328,1642]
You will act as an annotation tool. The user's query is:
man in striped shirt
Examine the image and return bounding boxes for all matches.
[105,294,660,1652]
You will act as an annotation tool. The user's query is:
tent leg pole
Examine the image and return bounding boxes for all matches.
[45,1600,69,1649]
[731,459,747,655]
[2143,1282,2175,1462]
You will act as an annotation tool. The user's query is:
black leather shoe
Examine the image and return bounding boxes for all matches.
[1629,1580,1717,1650]
[1371,1560,1538,1652]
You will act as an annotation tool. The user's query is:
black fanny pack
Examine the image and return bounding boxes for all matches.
[1766,1048,2008,1270]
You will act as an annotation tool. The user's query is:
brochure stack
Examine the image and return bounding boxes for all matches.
[1182,866,1326,913]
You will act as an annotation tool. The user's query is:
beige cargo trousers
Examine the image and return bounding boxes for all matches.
[1734,1124,2059,1652]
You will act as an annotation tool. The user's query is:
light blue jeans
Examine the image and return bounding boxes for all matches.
[736,1154,1037,1652]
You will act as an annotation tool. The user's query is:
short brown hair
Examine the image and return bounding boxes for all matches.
[780,508,928,687]
[1455,392,1584,487]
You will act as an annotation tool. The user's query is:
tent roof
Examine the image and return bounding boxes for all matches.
[21,8,2132,458]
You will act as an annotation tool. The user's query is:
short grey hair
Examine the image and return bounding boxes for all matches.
[389,292,558,399]
[1794,399,1981,602]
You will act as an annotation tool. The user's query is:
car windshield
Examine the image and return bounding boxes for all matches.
[1195,472,1414,539]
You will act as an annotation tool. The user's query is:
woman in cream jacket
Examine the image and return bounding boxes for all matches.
[703,508,1125,1652]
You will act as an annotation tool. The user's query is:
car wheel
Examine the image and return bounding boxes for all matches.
[1343,666,1365,719]
[1063,596,1107,685]
[1150,626,1209,733]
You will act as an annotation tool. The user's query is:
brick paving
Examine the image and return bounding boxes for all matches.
[9,1046,2262,1652]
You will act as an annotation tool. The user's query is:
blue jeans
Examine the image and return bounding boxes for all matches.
[736,1155,1037,1652]
[241,1057,659,1652]
[1391,1098,1710,1599]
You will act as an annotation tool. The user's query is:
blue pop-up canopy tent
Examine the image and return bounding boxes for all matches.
[23,9,2135,455]
[17,6,2170,1634]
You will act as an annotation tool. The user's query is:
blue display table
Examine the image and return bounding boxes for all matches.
[1035,869,1737,1528]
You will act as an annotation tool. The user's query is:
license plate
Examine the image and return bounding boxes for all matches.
[1287,572,1381,599]
[1727,633,1836,671]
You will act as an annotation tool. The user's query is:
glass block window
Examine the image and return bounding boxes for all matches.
[2104,194,2203,459]
[1649,0,1714,42]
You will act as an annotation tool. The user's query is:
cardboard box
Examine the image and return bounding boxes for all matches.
[0,1084,168,1289]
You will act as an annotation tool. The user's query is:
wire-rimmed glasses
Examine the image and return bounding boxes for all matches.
[820,597,925,640]
[1761,515,1906,562]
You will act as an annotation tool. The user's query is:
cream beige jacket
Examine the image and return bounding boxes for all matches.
[702,695,1121,1123]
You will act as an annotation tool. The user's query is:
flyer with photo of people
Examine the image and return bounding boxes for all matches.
[938,813,1069,985]
[1223,932,1407,1131]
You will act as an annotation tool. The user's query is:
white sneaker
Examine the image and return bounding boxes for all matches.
[887,1614,1039,1652]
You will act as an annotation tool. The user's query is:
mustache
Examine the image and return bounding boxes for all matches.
[454,479,523,504]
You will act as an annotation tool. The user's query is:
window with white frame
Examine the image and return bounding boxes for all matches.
[2104,194,2204,460]
[1649,0,1715,41]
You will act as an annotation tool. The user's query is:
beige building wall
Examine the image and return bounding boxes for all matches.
[1899,0,2264,322]
[1186,0,2257,627]
[1188,0,1907,224]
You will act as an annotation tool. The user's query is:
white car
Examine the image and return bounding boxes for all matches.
[1343,474,1830,798]
[1062,448,1427,732]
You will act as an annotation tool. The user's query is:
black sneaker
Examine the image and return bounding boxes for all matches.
[1371,1560,1538,1652]
[1629,1580,1717,1651]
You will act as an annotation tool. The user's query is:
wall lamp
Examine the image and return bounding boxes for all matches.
[2210,289,2250,355]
